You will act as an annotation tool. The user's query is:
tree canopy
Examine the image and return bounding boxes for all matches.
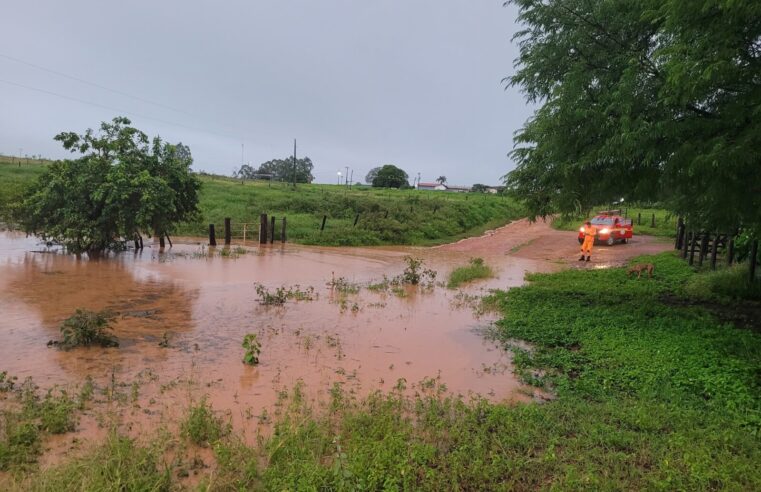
[436,176,447,185]
[504,0,761,232]
[371,165,409,188]
[257,157,314,183]
[365,167,381,185]
[22,117,201,255]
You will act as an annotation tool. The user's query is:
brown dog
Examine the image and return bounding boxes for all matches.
[627,263,654,279]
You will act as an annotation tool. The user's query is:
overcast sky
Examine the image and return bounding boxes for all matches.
[0,1,532,186]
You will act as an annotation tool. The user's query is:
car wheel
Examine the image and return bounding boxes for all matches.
[606,236,615,246]
[621,238,628,244]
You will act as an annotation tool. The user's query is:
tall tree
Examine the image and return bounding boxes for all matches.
[371,165,409,188]
[22,117,201,255]
[436,176,447,185]
[257,157,314,183]
[365,167,381,185]
[505,0,761,232]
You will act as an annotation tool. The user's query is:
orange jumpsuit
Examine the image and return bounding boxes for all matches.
[581,225,597,255]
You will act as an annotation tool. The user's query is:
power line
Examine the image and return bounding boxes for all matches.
[0,77,244,142]
[0,53,194,117]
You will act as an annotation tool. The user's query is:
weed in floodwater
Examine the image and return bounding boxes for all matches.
[158,331,170,348]
[0,371,17,392]
[447,257,494,289]
[39,389,77,434]
[242,334,261,365]
[254,283,316,305]
[51,309,119,349]
[367,275,391,292]
[327,274,361,295]
[181,397,229,447]
[400,256,437,286]
[78,376,94,408]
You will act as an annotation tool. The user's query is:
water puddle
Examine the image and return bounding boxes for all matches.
[0,231,551,452]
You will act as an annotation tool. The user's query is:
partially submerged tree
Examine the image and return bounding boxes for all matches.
[22,117,201,255]
[371,165,409,188]
[504,0,761,232]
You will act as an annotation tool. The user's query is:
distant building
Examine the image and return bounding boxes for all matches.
[416,182,472,193]
[417,182,447,191]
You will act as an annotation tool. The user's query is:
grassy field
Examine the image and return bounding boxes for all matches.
[552,207,678,238]
[2,252,759,490]
[0,160,523,246]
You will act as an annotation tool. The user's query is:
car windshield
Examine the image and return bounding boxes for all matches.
[590,217,615,225]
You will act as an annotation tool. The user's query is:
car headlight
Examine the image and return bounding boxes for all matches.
[579,227,585,232]
[600,228,609,234]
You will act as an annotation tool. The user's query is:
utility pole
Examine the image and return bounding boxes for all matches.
[344,166,349,187]
[241,143,244,167]
[349,169,353,189]
[292,139,297,189]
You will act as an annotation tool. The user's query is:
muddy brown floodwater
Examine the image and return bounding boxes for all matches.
[0,219,672,461]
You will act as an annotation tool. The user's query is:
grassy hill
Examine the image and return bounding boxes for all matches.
[0,160,523,246]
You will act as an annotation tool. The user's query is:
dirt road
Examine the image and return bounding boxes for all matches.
[438,218,673,268]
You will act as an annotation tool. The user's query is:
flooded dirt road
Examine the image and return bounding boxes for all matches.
[0,220,671,452]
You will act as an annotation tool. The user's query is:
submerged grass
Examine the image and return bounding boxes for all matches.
[447,257,494,288]
[2,252,760,489]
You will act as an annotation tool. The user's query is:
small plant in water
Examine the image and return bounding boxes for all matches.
[327,274,360,295]
[52,309,119,349]
[242,333,261,365]
[401,256,437,286]
[181,397,229,447]
[254,283,316,305]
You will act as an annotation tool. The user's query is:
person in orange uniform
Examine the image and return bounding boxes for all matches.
[579,220,596,262]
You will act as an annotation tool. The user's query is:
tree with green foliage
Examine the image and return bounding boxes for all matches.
[471,183,489,193]
[22,117,201,255]
[504,0,761,233]
[365,166,381,184]
[257,157,314,183]
[436,176,447,185]
[371,164,409,188]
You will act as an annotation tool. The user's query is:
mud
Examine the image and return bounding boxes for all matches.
[0,221,672,465]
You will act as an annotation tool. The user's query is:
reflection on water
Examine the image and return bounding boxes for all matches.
[0,232,548,439]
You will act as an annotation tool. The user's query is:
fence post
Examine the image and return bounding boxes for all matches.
[698,232,709,267]
[259,214,268,244]
[209,224,217,246]
[243,224,247,242]
[637,213,641,225]
[688,232,697,266]
[651,213,656,228]
[281,217,287,243]
[750,239,758,283]
[353,213,360,227]
[681,229,689,259]
[727,237,735,265]
[270,216,276,243]
[224,218,231,246]
[710,232,718,270]
[320,215,327,232]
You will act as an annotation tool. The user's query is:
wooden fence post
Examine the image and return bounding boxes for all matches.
[209,224,217,246]
[710,232,718,270]
[688,231,697,266]
[353,213,360,227]
[270,216,276,243]
[243,224,247,242]
[637,212,641,225]
[281,217,287,243]
[698,232,709,267]
[224,218,231,246]
[750,239,758,283]
[320,215,327,232]
[651,213,656,228]
[259,214,268,244]
[727,237,735,265]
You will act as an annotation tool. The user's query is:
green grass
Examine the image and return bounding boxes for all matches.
[552,206,678,238]
[0,161,523,246]
[446,257,494,288]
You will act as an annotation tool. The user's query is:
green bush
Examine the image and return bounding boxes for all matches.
[57,309,118,349]
[181,397,229,447]
[447,257,494,288]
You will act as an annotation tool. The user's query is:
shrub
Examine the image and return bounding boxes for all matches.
[181,397,228,447]
[56,309,118,349]
[447,257,494,288]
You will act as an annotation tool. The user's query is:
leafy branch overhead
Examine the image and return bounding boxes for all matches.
[504,0,761,232]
